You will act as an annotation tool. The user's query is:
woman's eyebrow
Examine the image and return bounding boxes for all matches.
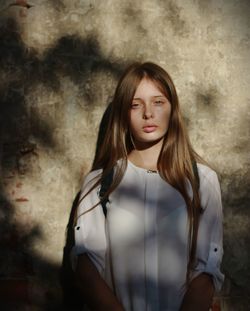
[133,95,166,100]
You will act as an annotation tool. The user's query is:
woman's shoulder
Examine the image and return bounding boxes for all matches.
[197,163,218,181]
[80,168,103,191]
[85,168,103,181]
[197,163,221,198]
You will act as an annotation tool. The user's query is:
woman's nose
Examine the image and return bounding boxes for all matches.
[143,104,153,119]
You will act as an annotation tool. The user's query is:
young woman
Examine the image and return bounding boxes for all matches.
[72,62,224,311]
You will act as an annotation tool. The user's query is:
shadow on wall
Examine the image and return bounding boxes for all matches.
[0,16,125,310]
[222,168,250,297]
[0,4,249,308]
[0,17,58,311]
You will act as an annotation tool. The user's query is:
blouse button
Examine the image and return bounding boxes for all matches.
[76,226,80,230]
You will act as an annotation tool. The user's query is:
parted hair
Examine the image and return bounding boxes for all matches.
[76,62,205,282]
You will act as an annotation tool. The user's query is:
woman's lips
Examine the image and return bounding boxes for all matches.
[143,125,157,133]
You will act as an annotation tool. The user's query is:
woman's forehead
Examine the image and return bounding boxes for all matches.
[133,77,169,99]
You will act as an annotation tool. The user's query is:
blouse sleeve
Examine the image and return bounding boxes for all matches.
[190,165,224,292]
[71,170,107,276]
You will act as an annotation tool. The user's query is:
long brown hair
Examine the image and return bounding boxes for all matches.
[76,62,204,281]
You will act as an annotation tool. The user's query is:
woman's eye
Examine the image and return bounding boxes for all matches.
[131,102,141,109]
[154,100,164,105]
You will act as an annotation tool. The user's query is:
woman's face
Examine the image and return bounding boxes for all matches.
[129,78,171,149]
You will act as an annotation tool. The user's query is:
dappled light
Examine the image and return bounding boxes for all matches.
[0,0,249,310]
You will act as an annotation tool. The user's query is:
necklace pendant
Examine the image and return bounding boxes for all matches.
[147,169,158,174]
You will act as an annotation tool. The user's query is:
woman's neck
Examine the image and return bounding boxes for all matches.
[128,139,163,171]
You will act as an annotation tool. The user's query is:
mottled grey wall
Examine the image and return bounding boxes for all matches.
[0,0,249,310]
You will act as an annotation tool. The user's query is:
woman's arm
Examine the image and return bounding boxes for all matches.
[75,253,125,311]
[179,273,214,311]
[180,167,224,310]
[73,170,123,310]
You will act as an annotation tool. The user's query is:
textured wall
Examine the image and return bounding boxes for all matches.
[0,0,249,310]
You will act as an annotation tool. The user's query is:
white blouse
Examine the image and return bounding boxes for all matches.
[72,161,224,311]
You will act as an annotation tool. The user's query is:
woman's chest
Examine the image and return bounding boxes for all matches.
[106,171,189,248]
